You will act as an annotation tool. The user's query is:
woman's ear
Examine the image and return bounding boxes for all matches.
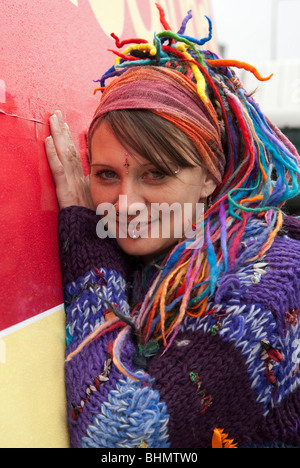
[198,168,218,200]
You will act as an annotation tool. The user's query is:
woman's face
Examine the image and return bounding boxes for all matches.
[90,121,216,263]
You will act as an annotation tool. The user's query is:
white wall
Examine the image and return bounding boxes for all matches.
[210,0,300,127]
[211,0,300,62]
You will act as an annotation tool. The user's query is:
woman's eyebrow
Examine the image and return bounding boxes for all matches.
[138,162,154,168]
[90,163,113,168]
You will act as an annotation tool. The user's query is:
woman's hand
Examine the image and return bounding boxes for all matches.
[45,110,95,210]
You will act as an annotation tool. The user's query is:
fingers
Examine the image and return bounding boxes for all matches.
[45,111,94,210]
[45,135,66,185]
[49,110,82,171]
[49,111,73,164]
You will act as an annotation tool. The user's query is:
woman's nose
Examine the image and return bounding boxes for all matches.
[128,202,148,221]
[117,182,147,217]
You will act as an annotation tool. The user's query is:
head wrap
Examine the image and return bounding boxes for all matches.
[89,66,225,183]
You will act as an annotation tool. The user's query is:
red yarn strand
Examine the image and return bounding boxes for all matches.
[110,32,148,48]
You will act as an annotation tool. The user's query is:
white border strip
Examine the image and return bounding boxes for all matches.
[0,304,64,339]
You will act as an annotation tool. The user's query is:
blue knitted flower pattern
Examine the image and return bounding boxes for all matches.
[81,375,170,448]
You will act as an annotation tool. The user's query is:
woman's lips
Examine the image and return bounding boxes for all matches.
[117,219,159,238]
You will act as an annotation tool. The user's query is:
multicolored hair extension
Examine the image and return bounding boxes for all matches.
[84,4,300,378]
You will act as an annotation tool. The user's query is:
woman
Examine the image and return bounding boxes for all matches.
[45,7,300,448]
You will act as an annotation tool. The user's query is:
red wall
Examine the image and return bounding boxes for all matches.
[0,0,215,331]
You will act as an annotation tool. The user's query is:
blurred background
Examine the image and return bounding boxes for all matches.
[211,0,300,215]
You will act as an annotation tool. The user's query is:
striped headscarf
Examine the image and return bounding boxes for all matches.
[89,66,225,184]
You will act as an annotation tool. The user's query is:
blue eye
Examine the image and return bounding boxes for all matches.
[144,170,167,181]
[95,170,118,180]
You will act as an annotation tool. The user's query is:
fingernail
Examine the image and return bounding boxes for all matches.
[45,136,53,144]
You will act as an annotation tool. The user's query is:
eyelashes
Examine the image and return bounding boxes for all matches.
[94,170,118,180]
[93,168,169,183]
[143,170,168,181]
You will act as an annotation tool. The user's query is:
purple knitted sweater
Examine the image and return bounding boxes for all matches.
[60,206,300,448]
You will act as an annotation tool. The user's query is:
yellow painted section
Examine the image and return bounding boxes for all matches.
[0,307,69,448]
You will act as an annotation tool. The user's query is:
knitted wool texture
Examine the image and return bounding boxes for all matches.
[61,206,300,448]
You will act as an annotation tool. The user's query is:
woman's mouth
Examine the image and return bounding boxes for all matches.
[118,219,159,239]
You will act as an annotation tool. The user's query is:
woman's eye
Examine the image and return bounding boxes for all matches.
[143,170,167,181]
[94,170,118,180]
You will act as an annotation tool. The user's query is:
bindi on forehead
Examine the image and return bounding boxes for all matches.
[124,153,130,174]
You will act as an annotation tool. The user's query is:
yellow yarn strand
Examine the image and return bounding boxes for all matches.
[114,43,157,67]
[176,43,208,102]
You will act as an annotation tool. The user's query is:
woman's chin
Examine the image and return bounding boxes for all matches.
[116,235,177,264]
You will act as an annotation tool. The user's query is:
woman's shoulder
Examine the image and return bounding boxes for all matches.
[180,214,300,372]
[177,215,300,422]
[259,214,300,289]
[281,214,300,242]
[213,215,300,321]
[264,214,300,272]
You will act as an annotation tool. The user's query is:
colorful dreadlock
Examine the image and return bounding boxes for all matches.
[82,4,300,379]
